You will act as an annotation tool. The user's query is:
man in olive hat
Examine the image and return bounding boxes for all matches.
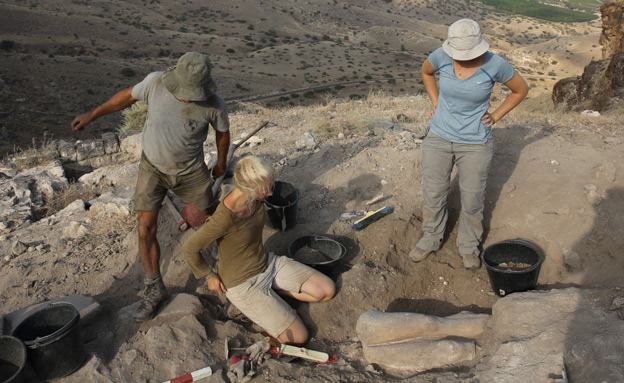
[72,52,230,321]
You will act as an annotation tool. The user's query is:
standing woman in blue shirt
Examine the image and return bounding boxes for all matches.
[410,19,529,269]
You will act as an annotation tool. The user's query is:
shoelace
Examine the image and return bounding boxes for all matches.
[143,280,164,303]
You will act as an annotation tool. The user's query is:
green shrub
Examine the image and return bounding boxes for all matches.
[121,68,136,77]
[1,40,15,50]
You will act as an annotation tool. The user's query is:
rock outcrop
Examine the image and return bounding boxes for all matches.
[600,1,624,58]
[552,1,624,112]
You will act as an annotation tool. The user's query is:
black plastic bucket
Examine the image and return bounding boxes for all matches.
[264,181,299,231]
[12,303,85,380]
[482,239,545,297]
[0,336,27,383]
[288,236,346,267]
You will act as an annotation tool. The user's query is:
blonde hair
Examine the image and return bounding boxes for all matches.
[234,156,276,202]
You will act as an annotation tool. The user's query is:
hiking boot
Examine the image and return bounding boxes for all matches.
[133,276,170,322]
[461,251,481,270]
[409,246,434,263]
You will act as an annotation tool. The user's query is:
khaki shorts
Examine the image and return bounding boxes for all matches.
[225,253,316,337]
[134,153,214,212]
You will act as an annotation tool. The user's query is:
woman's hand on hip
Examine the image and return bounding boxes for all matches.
[207,274,227,294]
[481,111,496,127]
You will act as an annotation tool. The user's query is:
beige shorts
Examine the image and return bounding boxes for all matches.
[134,152,214,212]
[225,253,316,337]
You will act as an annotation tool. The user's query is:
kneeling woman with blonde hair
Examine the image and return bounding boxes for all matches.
[182,156,335,345]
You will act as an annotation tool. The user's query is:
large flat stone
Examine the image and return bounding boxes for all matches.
[363,339,476,375]
[357,310,489,346]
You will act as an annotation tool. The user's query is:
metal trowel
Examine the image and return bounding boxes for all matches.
[267,337,329,362]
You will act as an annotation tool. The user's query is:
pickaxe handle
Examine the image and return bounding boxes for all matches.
[211,121,269,197]
[163,194,188,231]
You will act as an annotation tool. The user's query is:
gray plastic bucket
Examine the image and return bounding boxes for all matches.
[12,302,85,380]
[0,336,27,383]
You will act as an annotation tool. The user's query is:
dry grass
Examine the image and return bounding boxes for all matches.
[44,182,101,217]
[507,92,624,134]
[5,136,58,171]
[229,90,622,152]
[302,91,432,139]
[91,215,137,245]
[118,102,148,134]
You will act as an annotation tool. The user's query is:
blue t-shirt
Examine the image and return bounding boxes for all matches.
[428,48,515,144]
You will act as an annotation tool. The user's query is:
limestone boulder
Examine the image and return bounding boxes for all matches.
[475,288,624,383]
[89,185,135,217]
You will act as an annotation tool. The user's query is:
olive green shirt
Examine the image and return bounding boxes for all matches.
[181,197,267,289]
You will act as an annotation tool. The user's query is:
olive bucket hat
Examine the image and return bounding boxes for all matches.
[442,19,489,61]
[162,52,217,101]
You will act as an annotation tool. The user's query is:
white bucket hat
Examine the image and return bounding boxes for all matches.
[162,52,217,101]
[442,19,489,61]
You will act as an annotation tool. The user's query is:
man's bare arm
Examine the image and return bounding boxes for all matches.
[212,130,231,178]
[71,88,137,132]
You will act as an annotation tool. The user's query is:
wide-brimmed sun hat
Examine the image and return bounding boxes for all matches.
[162,52,217,101]
[442,19,489,61]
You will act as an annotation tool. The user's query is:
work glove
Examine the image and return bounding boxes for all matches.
[245,338,271,365]
[227,356,248,383]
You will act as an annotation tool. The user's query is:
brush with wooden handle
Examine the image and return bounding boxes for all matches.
[351,206,394,231]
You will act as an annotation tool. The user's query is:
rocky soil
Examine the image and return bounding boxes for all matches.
[1,93,623,382]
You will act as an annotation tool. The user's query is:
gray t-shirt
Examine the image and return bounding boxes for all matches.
[131,71,230,175]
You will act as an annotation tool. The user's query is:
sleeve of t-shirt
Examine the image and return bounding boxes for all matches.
[428,47,446,71]
[180,204,232,279]
[211,95,230,133]
[130,72,163,104]
[493,55,515,83]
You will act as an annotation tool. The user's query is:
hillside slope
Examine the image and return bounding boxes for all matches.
[0,0,601,157]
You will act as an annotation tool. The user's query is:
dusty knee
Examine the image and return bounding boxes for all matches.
[137,213,158,242]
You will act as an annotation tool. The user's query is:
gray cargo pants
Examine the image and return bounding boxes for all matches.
[416,132,493,255]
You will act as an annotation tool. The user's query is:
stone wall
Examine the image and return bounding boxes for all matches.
[57,131,142,171]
